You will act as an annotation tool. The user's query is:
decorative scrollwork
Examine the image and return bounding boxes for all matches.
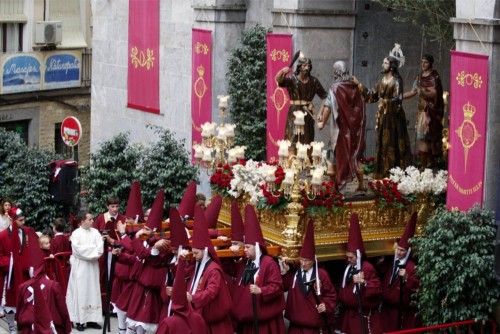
[455,71,482,89]
[130,47,155,70]
[195,42,210,55]
[270,49,290,62]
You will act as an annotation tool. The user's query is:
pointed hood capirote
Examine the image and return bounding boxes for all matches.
[146,189,164,231]
[300,219,316,260]
[398,212,417,250]
[243,204,265,247]
[178,181,197,219]
[205,195,222,229]
[230,200,244,242]
[192,204,220,265]
[346,213,365,255]
[125,180,144,221]
[169,207,189,249]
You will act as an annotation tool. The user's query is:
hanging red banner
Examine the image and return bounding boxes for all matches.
[266,33,292,161]
[191,28,212,160]
[127,0,160,113]
[446,51,489,211]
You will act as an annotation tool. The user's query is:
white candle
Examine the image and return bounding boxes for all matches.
[201,122,216,138]
[296,143,310,160]
[224,124,236,138]
[202,148,213,162]
[217,95,229,109]
[310,141,324,157]
[277,140,291,157]
[293,111,307,126]
[227,149,237,163]
[217,126,227,140]
[193,145,204,159]
[283,169,295,185]
[310,167,325,185]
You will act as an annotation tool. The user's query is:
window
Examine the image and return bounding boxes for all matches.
[0,22,23,53]
[55,122,79,160]
[0,119,29,144]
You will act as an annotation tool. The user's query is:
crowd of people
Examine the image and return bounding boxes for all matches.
[0,179,421,334]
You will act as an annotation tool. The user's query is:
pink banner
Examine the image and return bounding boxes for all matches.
[446,51,489,211]
[191,29,212,159]
[266,33,292,161]
[127,0,159,113]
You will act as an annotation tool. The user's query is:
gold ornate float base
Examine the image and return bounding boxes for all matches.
[217,195,434,261]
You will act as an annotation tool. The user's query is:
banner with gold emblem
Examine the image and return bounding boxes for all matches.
[266,33,293,161]
[191,29,212,160]
[127,0,159,113]
[447,51,489,210]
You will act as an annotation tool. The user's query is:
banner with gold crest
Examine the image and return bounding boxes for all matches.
[266,33,293,161]
[127,0,159,113]
[447,51,489,211]
[191,29,212,160]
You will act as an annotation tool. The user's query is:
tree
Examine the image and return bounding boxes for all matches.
[138,126,198,210]
[227,24,268,161]
[80,133,141,214]
[374,0,455,47]
[0,128,62,231]
[414,206,500,325]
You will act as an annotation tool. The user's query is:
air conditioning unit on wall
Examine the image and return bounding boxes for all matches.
[35,21,62,45]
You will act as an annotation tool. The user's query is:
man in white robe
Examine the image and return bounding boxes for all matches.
[66,213,104,331]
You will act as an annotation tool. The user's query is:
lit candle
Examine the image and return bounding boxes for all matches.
[217,125,227,140]
[217,95,230,109]
[201,122,216,138]
[296,143,310,160]
[202,148,213,162]
[277,140,291,157]
[310,141,324,157]
[227,149,237,163]
[193,144,204,159]
[293,111,307,126]
[283,169,295,185]
[310,167,325,185]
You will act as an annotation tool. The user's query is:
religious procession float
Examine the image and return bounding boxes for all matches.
[192,92,448,261]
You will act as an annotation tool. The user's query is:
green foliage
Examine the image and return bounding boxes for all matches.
[80,133,141,214]
[227,24,268,161]
[413,206,500,325]
[139,126,198,210]
[374,0,455,47]
[0,128,62,231]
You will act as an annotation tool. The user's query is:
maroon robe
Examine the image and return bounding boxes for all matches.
[381,258,419,331]
[50,234,72,254]
[0,225,37,307]
[187,260,233,334]
[232,255,286,334]
[338,261,382,334]
[111,235,136,307]
[125,237,171,326]
[284,267,337,333]
[329,80,366,189]
[16,275,71,334]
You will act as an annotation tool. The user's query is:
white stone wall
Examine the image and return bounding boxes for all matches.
[90,0,194,151]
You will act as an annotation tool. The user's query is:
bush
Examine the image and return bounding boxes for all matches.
[139,126,198,210]
[80,133,141,214]
[0,128,62,231]
[414,206,500,325]
[227,24,268,161]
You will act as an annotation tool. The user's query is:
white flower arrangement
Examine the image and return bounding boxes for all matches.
[389,166,447,195]
[227,160,272,204]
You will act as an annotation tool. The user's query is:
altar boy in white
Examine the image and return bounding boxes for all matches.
[66,212,104,331]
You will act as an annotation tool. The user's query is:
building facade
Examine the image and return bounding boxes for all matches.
[0,0,92,165]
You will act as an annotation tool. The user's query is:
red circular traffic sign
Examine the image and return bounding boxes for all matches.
[60,116,82,147]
